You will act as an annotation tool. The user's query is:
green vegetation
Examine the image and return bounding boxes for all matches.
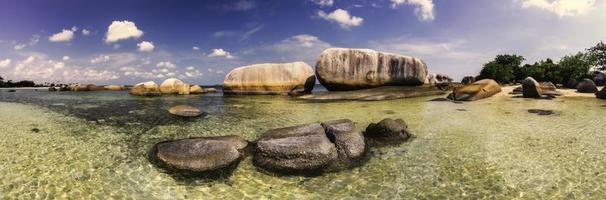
[0,75,41,88]
[476,42,604,85]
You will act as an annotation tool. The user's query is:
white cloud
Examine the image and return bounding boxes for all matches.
[520,0,595,17]
[23,56,35,64]
[62,56,70,61]
[225,0,256,11]
[193,46,200,51]
[49,29,75,42]
[208,48,236,59]
[137,41,155,52]
[0,59,11,68]
[29,35,40,46]
[247,34,332,65]
[54,62,65,70]
[156,61,176,69]
[14,44,26,50]
[82,29,91,36]
[311,0,334,7]
[105,20,144,43]
[186,66,195,70]
[317,9,363,29]
[390,0,435,21]
[90,55,110,64]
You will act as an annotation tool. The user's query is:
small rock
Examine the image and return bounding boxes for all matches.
[528,109,555,116]
[168,105,202,117]
[365,118,410,141]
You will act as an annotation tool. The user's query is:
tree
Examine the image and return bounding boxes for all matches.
[558,52,594,82]
[477,54,525,84]
[587,41,606,70]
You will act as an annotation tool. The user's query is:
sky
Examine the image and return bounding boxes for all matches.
[0,0,605,85]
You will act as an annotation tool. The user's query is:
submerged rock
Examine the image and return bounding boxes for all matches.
[130,81,162,96]
[447,79,501,101]
[596,87,606,99]
[160,78,190,95]
[223,62,315,95]
[522,77,542,98]
[315,48,428,91]
[254,123,338,173]
[364,118,410,142]
[528,109,555,116]
[321,119,365,165]
[577,79,598,93]
[168,105,203,117]
[149,136,248,173]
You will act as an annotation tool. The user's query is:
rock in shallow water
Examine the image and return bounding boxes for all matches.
[365,118,410,142]
[168,105,203,117]
[160,78,190,95]
[447,79,501,101]
[149,136,248,173]
[321,119,365,165]
[130,81,162,96]
[522,77,542,98]
[223,62,315,95]
[315,48,428,91]
[254,123,338,173]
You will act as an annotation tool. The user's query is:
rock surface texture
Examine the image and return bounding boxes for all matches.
[321,119,365,165]
[149,136,248,173]
[447,79,502,101]
[315,48,428,91]
[223,62,315,95]
[160,78,190,94]
[130,81,162,96]
[254,123,338,173]
[522,77,542,98]
[365,118,410,142]
[577,79,598,93]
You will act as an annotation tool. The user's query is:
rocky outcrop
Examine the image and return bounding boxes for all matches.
[223,62,315,95]
[190,85,204,94]
[168,105,203,117]
[364,118,410,142]
[321,119,365,165]
[149,136,248,173]
[522,77,542,98]
[104,85,126,91]
[160,78,190,95]
[254,123,338,173]
[596,87,606,99]
[426,73,453,86]
[577,79,598,93]
[130,81,162,96]
[447,79,501,101]
[315,48,428,91]
[461,76,475,85]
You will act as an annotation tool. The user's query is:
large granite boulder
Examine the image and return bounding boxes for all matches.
[254,123,338,173]
[365,118,410,142]
[577,78,598,93]
[447,79,501,101]
[160,78,190,95]
[190,85,204,94]
[315,48,428,91]
[321,119,365,165]
[565,79,578,89]
[104,85,126,91]
[522,77,542,98]
[223,62,315,95]
[149,136,248,173]
[130,81,162,96]
[168,105,203,117]
[596,87,606,99]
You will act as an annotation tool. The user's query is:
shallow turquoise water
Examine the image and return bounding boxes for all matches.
[1,89,606,199]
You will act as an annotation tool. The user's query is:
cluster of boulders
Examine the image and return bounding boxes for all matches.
[48,84,128,92]
[149,118,411,175]
[130,78,215,96]
[514,77,562,98]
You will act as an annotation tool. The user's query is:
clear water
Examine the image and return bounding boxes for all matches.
[1,89,606,199]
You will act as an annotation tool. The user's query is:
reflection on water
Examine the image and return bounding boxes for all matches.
[1,90,606,199]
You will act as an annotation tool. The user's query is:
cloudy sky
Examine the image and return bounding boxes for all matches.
[0,0,605,85]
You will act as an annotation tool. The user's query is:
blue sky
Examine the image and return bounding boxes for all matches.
[0,0,605,85]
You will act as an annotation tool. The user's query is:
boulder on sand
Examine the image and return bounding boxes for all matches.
[223,62,315,95]
[149,136,248,173]
[596,87,606,99]
[130,81,162,96]
[315,48,428,91]
[254,123,338,173]
[321,119,365,165]
[522,77,542,98]
[160,78,190,94]
[565,78,578,89]
[577,78,598,93]
[365,118,410,142]
[447,79,501,101]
